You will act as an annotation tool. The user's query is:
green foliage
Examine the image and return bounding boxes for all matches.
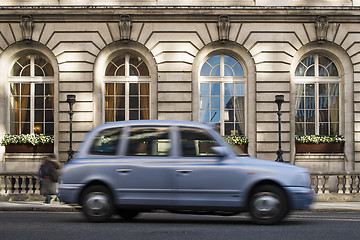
[295,135,345,144]
[224,135,248,145]
[1,133,54,146]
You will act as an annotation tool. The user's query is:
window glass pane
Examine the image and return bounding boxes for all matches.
[115,66,125,76]
[34,123,42,134]
[116,97,125,108]
[126,127,171,156]
[21,123,30,134]
[35,110,44,122]
[330,110,339,122]
[305,66,315,76]
[140,96,149,108]
[200,97,210,109]
[35,84,44,95]
[224,65,234,76]
[35,97,44,109]
[129,96,139,108]
[305,110,315,122]
[319,110,328,122]
[129,65,139,76]
[106,83,114,95]
[295,64,306,76]
[319,97,328,109]
[129,83,138,95]
[129,110,138,120]
[200,83,210,95]
[235,122,245,136]
[207,55,220,67]
[224,97,233,110]
[295,110,304,122]
[319,123,329,135]
[210,110,220,122]
[90,128,123,155]
[211,83,220,96]
[35,66,44,76]
[116,83,125,95]
[105,110,114,122]
[45,110,54,122]
[330,123,339,135]
[319,66,328,77]
[115,110,125,121]
[306,123,315,135]
[327,63,339,76]
[305,84,315,96]
[105,96,114,109]
[211,65,220,76]
[45,123,54,135]
[180,127,220,157]
[295,123,304,135]
[200,62,212,76]
[224,83,233,96]
[235,83,245,96]
[233,62,244,77]
[200,110,209,122]
[211,97,220,109]
[21,84,31,95]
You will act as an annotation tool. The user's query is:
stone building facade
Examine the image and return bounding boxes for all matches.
[0,0,360,172]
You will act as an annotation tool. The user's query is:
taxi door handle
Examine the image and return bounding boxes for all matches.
[116,169,133,173]
[176,170,193,174]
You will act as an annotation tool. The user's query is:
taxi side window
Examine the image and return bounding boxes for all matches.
[90,127,123,155]
[126,126,171,156]
[180,127,220,157]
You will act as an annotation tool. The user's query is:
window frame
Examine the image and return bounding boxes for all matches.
[8,54,55,135]
[198,54,247,136]
[295,54,341,136]
[103,53,151,122]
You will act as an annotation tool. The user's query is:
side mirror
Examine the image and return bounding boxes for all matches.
[211,146,228,158]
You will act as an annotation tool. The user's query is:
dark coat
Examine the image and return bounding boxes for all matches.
[38,160,59,195]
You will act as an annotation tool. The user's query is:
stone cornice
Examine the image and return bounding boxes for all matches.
[0,6,360,22]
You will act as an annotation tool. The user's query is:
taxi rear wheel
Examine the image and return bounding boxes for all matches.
[81,185,114,223]
[248,184,289,225]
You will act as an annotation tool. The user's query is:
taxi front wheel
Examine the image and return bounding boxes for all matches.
[248,184,289,225]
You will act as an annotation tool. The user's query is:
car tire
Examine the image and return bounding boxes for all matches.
[81,185,114,223]
[248,184,289,225]
[117,209,140,220]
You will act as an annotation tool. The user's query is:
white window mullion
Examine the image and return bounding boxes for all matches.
[125,82,129,121]
[30,83,35,134]
[220,82,225,136]
[315,83,319,135]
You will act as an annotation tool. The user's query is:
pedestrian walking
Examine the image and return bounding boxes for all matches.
[37,154,60,204]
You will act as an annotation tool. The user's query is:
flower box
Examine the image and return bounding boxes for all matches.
[5,143,54,153]
[296,142,344,153]
[235,144,248,153]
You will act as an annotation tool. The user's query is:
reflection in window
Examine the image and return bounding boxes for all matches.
[199,54,246,136]
[9,54,54,135]
[295,54,340,135]
[105,53,150,122]
[90,128,123,155]
[180,127,220,157]
[126,127,170,156]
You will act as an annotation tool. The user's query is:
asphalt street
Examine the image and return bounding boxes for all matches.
[1,211,360,240]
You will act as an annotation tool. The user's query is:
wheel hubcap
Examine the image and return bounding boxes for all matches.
[253,192,280,218]
[84,193,110,217]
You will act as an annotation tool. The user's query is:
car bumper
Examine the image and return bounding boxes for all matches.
[285,187,314,210]
[58,184,84,204]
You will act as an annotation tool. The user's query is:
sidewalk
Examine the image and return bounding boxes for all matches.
[0,201,360,212]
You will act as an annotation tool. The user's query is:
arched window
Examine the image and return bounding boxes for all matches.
[9,54,54,135]
[104,53,150,122]
[199,54,246,135]
[295,54,340,135]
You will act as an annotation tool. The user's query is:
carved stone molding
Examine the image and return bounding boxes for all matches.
[217,15,230,43]
[20,15,33,42]
[119,15,132,42]
[315,16,329,43]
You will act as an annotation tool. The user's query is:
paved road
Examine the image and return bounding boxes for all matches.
[1,211,360,240]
